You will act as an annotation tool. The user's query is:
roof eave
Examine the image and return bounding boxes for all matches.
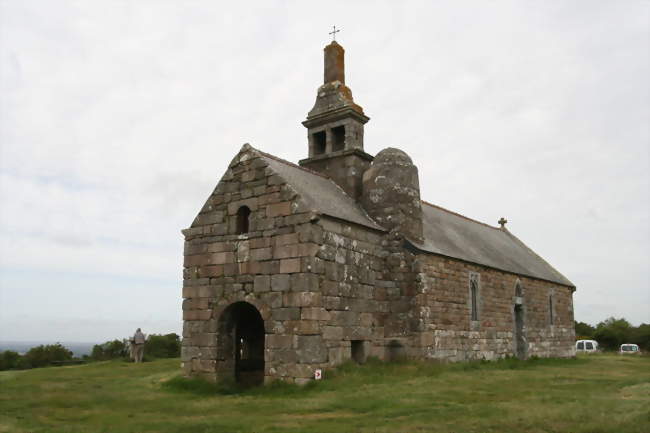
[404,237,576,290]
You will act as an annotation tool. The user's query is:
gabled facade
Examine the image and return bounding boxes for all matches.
[181,42,576,385]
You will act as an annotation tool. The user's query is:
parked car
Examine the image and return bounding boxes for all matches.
[619,344,641,354]
[576,340,599,353]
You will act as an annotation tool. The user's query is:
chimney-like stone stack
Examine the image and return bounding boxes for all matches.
[324,41,345,84]
[300,41,373,201]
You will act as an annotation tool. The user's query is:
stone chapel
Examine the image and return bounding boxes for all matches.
[181,41,576,385]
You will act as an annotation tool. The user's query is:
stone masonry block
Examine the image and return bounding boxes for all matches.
[182,286,199,299]
[266,202,292,217]
[288,363,316,379]
[296,335,328,363]
[283,292,322,308]
[254,275,270,292]
[250,247,272,261]
[290,273,320,291]
[192,333,216,347]
[198,285,222,298]
[250,237,271,249]
[211,252,235,265]
[267,334,294,349]
[280,258,301,273]
[184,254,211,267]
[200,265,224,277]
[323,296,342,310]
[274,244,299,259]
[261,292,283,308]
[322,326,344,340]
[283,320,320,335]
[298,243,320,257]
[183,310,212,321]
[271,308,301,321]
[301,307,331,321]
[206,243,229,254]
[269,349,297,364]
[271,274,291,291]
[275,232,299,246]
[328,346,350,366]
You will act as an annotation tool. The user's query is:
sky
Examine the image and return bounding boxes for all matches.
[0,0,648,342]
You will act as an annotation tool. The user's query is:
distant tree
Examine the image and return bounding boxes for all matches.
[91,339,129,360]
[593,317,633,351]
[630,323,650,351]
[144,333,181,359]
[22,343,73,368]
[574,321,595,339]
[0,350,22,370]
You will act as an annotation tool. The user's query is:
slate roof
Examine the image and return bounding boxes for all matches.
[258,151,383,231]
[414,202,574,287]
[257,148,574,288]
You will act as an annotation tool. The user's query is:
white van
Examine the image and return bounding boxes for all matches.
[619,343,640,354]
[576,340,599,353]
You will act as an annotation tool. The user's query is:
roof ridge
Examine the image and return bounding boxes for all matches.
[421,200,499,230]
[256,148,330,179]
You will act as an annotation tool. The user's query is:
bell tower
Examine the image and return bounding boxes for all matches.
[299,40,373,200]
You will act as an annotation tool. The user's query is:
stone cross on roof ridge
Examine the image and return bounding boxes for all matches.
[498,217,508,229]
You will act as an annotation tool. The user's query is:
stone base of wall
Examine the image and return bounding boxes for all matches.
[411,328,575,362]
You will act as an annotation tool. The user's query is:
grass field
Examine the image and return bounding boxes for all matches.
[1,354,648,433]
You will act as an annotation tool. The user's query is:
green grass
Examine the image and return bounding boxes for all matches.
[1,354,648,433]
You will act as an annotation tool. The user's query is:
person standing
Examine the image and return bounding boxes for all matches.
[132,328,145,363]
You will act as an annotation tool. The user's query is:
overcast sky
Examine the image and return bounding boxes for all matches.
[1,1,648,342]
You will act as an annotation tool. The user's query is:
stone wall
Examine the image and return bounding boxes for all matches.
[181,145,575,385]
[313,217,388,365]
[412,254,576,361]
[181,145,388,384]
[181,146,328,383]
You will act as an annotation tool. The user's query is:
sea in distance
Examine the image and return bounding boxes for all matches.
[0,341,97,357]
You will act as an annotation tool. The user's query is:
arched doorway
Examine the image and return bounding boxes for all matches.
[513,280,527,360]
[514,304,527,359]
[216,302,265,386]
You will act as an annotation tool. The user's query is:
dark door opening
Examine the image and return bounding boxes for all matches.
[217,302,265,386]
[514,304,527,359]
[351,340,366,364]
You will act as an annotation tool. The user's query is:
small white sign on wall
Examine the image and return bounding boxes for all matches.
[314,369,322,380]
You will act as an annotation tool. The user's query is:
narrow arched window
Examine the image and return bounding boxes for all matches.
[469,273,480,322]
[236,206,251,234]
[549,294,554,325]
[515,280,523,298]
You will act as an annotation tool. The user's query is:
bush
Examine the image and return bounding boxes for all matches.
[91,339,129,361]
[592,317,633,351]
[0,350,22,370]
[630,323,650,351]
[22,343,73,368]
[145,333,181,359]
[575,321,595,339]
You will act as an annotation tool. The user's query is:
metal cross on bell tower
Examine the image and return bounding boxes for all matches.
[329,25,340,41]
